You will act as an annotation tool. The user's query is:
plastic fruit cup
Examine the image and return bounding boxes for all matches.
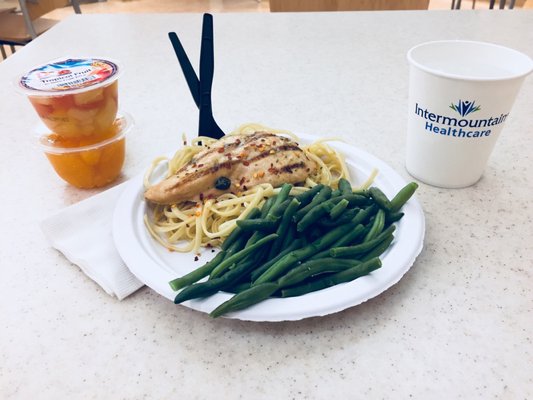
[39,113,133,189]
[18,57,120,140]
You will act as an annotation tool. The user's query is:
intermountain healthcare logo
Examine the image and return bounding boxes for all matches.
[414,101,508,139]
[449,100,480,117]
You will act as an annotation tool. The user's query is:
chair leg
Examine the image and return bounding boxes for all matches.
[1,45,7,60]
[10,45,16,54]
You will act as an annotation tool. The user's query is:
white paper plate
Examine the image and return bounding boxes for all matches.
[112,134,425,321]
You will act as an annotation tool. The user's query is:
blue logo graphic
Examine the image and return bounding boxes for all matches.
[449,100,481,117]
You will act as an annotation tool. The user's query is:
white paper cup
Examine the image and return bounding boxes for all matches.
[406,40,533,188]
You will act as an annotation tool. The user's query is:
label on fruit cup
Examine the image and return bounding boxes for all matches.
[19,58,119,94]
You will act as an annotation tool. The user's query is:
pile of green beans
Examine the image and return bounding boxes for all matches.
[168,180,419,318]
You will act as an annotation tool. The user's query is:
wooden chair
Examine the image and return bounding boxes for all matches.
[269,0,430,12]
[451,0,526,8]
[0,0,81,59]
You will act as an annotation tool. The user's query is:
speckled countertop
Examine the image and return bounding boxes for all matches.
[1,10,532,399]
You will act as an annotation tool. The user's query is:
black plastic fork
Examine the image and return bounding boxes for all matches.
[168,13,225,139]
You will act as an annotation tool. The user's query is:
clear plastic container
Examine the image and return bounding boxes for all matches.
[39,112,133,189]
[18,58,120,140]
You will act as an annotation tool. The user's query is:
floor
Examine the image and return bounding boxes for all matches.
[0,0,529,58]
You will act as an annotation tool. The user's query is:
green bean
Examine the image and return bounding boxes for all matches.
[222,234,249,260]
[266,198,291,221]
[236,218,279,232]
[385,211,404,225]
[260,196,275,218]
[245,194,289,251]
[169,250,227,291]
[369,187,392,211]
[277,258,361,288]
[221,237,250,269]
[174,258,256,304]
[280,257,382,298]
[253,222,356,284]
[318,208,359,228]
[338,178,353,195]
[318,205,373,232]
[224,282,252,294]
[221,229,243,252]
[335,194,369,207]
[329,198,349,220]
[307,226,323,242]
[250,238,305,282]
[281,223,298,249]
[390,182,418,213]
[174,181,417,314]
[221,208,261,251]
[244,199,288,247]
[273,183,292,208]
[297,201,335,232]
[363,209,385,242]
[352,204,378,226]
[310,224,365,260]
[294,184,324,208]
[360,235,394,262]
[268,198,301,258]
[297,194,366,232]
[329,194,367,207]
[227,230,277,267]
[330,224,396,258]
[210,233,278,279]
[210,283,279,318]
[311,222,357,252]
[293,186,332,222]
[232,243,269,271]
[244,232,264,249]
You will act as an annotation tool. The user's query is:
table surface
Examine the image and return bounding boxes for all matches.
[1,10,532,399]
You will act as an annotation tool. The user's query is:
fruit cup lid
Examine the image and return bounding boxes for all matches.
[17,57,121,96]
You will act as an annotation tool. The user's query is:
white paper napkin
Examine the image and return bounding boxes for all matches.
[40,182,144,300]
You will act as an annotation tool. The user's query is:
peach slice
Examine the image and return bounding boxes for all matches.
[94,98,118,132]
[73,88,104,106]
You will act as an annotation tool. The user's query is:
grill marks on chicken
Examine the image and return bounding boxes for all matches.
[144,131,317,205]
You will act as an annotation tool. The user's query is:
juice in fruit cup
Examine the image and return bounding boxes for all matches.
[39,113,133,189]
[18,58,120,139]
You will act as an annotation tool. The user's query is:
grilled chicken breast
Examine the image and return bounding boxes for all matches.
[144,131,317,205]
